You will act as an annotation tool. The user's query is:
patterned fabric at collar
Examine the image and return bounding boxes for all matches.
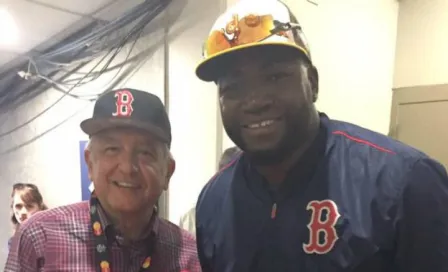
[95,202,159,245]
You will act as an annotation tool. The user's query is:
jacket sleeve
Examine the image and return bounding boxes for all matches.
[196,184,214,272]
[395,158,448,271]
[196,223,213,272]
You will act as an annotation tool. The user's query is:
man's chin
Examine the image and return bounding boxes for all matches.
[245,148,289,166]
[107,198,148,213]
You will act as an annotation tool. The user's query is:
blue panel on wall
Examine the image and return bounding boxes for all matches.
[79,141,91,201]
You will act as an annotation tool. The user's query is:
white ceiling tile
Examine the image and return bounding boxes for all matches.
[32,0,114,15]
[33,17,94,52]
[0,50,18,67]
[0,0,82,53]
[0,50,30,73]
[93,0,144,21]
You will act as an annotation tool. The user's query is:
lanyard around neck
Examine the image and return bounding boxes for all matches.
[89,195,155,272]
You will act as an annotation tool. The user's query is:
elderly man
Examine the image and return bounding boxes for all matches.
[5,89,200,271]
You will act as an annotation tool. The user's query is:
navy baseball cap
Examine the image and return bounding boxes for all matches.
[80,88,171,146]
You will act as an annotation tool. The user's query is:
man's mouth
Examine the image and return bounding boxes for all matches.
[243,118,280,129]
[113,181,139,189]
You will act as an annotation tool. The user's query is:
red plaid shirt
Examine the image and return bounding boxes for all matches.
[5,201,201,272]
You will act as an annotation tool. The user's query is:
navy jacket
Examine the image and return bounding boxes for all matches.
[196,114,448,272]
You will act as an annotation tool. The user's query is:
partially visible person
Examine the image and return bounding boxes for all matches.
[5,88,200,271]
[179,146,241,235]
[217,146,241,170]
[9,183,47,250]
[179,207,197,236]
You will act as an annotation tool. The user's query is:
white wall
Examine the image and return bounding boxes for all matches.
[393,0,448,88]
[166,0,225,224]
[222,0,400,150]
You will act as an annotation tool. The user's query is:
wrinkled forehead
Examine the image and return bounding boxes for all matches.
[91,128,166,152]
[93,127,153,143]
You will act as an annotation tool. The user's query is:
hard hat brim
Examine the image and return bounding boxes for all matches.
[195,42,309,82]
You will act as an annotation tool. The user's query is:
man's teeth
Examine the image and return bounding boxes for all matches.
[247,120,275,129]
[114,181,136,188]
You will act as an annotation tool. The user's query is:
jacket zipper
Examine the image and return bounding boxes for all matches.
[270,202,277,219]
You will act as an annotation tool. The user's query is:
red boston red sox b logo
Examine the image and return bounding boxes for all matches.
[303,199,341,254]
[112,90,134,117]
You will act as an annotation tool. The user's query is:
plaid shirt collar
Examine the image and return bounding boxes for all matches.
[95,202,159,245]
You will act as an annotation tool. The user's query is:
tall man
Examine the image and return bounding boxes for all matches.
[6,89,200,271]
[194,1,448,271]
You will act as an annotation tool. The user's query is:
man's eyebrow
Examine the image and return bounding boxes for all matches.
[91,134,120,147]
[261,58,297,70]
[95,135,117,143]
[137,142,158,150]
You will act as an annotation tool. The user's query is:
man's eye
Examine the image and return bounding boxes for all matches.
[267,73,284,82]
[105,147,119,153]
[140,150,156,158]
[220,83,244,100]
[219,83,237,94]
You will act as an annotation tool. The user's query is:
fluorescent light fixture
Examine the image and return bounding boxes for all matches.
[0,7,19,46]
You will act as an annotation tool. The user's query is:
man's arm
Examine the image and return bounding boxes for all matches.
[4,223,43,272]
[196,185,214,272]
[196,223,213,272]
[395,158,448,271]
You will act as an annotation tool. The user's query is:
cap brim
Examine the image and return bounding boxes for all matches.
[195,42,309,82]
[80,118,170,144]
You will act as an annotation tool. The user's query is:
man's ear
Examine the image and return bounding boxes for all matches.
[84,149,94,181]
[163,158,176,191]
[308,65,319,102]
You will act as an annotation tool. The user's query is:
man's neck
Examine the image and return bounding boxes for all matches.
[105,206,154,242]
[256,117,320,185]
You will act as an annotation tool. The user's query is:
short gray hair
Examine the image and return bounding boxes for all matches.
[85,139,92,151]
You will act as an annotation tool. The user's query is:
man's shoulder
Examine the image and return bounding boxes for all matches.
[156,218,200,269]
[11,201,90,254]
[157,218,197,254]
[196,155,240,220]
[328,118,427,164]
[201,154,241,196]
[327,118,444,193]
[158,218,196,243]
[19,201,90,236]
[27,201,89,223]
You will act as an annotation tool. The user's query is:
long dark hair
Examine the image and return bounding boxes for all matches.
[11,183,47,232]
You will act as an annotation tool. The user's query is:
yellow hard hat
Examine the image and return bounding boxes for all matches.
[195,0,312,82]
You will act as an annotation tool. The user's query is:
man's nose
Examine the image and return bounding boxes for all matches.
[117,152,139,174]
[241,92,273,114]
